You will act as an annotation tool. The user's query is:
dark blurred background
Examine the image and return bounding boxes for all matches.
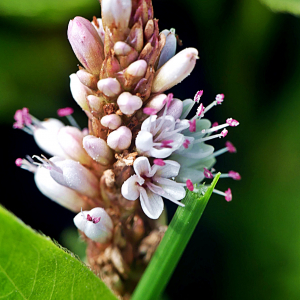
[1,0,300,299]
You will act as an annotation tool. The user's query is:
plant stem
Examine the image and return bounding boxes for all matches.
[131,173,220,300]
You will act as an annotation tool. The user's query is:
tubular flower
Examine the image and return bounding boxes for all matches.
[14,0,240,297]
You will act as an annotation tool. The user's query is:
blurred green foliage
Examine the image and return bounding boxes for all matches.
[261,0,300,15]
[3,0,300,299]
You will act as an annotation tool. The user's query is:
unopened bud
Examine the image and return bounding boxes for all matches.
[83,135,113,165]
[33,119,66,158]
[97,78,122,98]
[74,207,113,243]
[76,69,98,90]
[152,48,198,93]
[91,18,105,43]
[101,0,132,32]
[145,94,167,112]
[157,29,177,69]
[70,73,93,111]
[34,167,88,212]
[101,114,122,130]
[125,59,147,78]
[158,98,183,119]
[49,157,99,198]
[114,41,133,55]
[57,126,92,166]
[117,92,143,115]
[107,126,132,151]
[68,17,104,75]
[87,95,104,113]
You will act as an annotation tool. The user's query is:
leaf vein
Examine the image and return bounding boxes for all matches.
[49,254,57,300]
[28,245,40,299]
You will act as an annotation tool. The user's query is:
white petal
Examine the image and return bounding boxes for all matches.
[121,175,142,200]
[154,177,186,201]
[141,115,157,132]
[133,156,151,177]
[154,160,181,178]
[148,147,174,159]
[136,131,154,152]
[139,187,164,219]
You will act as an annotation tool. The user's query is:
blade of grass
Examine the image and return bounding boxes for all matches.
[131,173,220,300]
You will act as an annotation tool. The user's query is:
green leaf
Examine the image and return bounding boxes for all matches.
[260,0,300,15]
[131,174,220,300]
[0,205,118,300]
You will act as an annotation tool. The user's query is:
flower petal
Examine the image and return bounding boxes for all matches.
[133,156,152,177]
[154,160,181,178]
[154,177,186,201]
[121,175,142,200]
[139,187,164,219]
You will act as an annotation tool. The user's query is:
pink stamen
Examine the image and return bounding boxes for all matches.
[161,140,173,148]
[215,94,224,104]
[197,103,205,117]
[225,141,236,153]
[92,217,101,224]
[143,107,158,115]
[183,139,191,149]
[87,214,93,221]
[164,93,173,108]
[194,90,203,103]
[57,107,74,117]
[221,129,228,137]
[15,158,23,167]
[228,171,241,180]
[188,119,196,132]
[13,107,32,129]
[186,179,194,191]
[203,168,213,179]
[226,118,239,127]
[225,188,232,202]
[153,159,166,166]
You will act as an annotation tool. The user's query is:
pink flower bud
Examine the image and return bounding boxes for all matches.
[101,0,132,32]
[83,135,113,165]
[117,92,143,115]
[68,17,104,75]
[114,41,133,55]
[145,94,167,112]
[70,73,93,111]
[91,18,105,43]
[87,95,103,112]
[48,157,99,198]
[107,126,132,151]
[152,48,198,93]
[34,166,88,212]
[100,114,122,130]
[57,126,92,166]
[97,78,122,98]
[74,207,113,243]
[125,59,147,77]
[76,69,98,90]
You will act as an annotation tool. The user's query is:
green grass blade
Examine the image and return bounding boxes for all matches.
[131,173,220,300]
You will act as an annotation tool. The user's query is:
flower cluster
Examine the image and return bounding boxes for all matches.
[14,0,240,297]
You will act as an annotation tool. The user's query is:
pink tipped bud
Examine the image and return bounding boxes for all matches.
[83,135,113,165]
[194,90,203,103]
[226,118,239,127]
[145,94,167,112]
[197,103,205,117]
[228,171,241,180]
[188,119,196,132]
[117,92,143,115]
[225,188,232,202]
[143,107,158,115]
[15,158,23,167]
[70,73,93,111]
[152,48,199,93]
[114,41,133,56]
[101,0,132,32]
[100,114,122,130]
[57,126,92,166]
[107,126,132,151]
[221,129,228,137]
[97,78,122,98]
[125,59,147,77]
[74,207,113,243]
[57,107,74,117]
[216,93,224,104]
[153,159,165,166]
[226,141,237,153]
[87,95,103,112]
[186,179,194,191]
[203,168,214,179]
[68,17,104,75]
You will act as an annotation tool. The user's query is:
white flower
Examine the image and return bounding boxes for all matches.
[121,156,186,219]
